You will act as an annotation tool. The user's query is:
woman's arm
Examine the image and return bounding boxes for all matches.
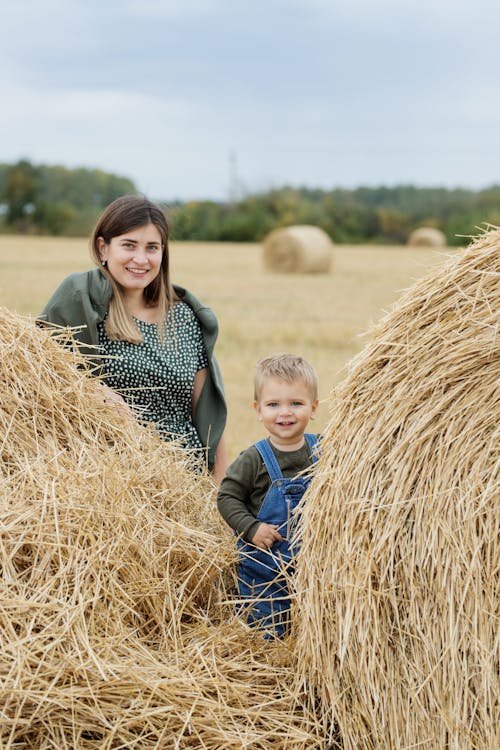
[211,433,228,485]
[192,368,208,418]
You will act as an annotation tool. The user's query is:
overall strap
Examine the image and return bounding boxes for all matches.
[254,439,284,482]
[304,433,320,463]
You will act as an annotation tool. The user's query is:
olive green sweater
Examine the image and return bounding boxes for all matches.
[217,438,316,541]
[39,268,227,469]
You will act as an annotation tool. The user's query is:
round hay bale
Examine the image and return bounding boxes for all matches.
[293,232,499,749]
[0,310,323,748]
[262,225,333,273]
[407,226,447,247]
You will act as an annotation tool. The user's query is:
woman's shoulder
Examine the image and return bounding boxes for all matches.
[172,285,219,357]
[169,300,204,338]
[40,268,111,324]
[173,285,217,324]
[49,268,108,296]
[172,299,197,319]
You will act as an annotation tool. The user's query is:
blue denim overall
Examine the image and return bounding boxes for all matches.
[236,433,319,638]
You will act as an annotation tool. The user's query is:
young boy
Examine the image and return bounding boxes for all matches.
[217,353,320,638]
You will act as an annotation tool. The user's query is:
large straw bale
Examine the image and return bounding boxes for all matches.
[293,231,499,749]
[407,226,447,247]
[0,310,323,748]
[262,225,333,273]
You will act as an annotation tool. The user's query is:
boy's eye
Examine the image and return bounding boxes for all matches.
[267,402,279,407]
[292,401,304,407]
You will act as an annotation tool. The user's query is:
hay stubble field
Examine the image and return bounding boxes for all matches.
[0,235,455,459]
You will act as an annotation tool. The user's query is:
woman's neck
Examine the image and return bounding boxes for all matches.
[123,291,162,323]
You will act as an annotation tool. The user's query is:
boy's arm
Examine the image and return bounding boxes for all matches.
[216,448,262,541]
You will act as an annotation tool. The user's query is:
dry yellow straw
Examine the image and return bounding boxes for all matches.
[0,311,324,748]
[293,229,499,749]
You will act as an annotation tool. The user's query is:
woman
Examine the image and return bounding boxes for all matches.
[39,195,227,482]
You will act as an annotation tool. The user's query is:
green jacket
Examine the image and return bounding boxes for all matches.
[39,268,227,469]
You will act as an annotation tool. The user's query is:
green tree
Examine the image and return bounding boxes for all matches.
[0,160,136,235]
[3,159,39,229]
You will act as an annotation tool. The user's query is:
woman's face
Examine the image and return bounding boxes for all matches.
[98,223,163,294]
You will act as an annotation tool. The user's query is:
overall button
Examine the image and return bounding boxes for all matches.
[285,484,304,495]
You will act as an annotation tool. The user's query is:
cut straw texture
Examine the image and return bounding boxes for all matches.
[292,230,499,749]
[0,311,324,749]
[262,225,333,273]
[407,226,447,247]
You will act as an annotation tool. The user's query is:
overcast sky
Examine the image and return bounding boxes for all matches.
[1,0,499,202]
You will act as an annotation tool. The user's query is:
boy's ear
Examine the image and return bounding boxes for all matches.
[253,400,263,420]
[310,399,319,419]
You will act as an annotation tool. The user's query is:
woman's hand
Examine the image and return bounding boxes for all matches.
[251,522,283,551]
[99,384,132,417]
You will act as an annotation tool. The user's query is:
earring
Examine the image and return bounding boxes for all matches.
[101,260,107,267]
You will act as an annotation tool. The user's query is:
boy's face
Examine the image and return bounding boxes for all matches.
[253,376,318,450]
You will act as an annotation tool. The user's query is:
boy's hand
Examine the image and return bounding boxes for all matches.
[251,523,283,551]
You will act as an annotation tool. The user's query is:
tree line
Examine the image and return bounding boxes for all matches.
[1,159,499,245]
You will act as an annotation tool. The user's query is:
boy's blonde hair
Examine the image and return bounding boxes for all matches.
[254,353,318,401]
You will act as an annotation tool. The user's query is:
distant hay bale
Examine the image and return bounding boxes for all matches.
[0,309,323,748]
[262,225,333,273]
[407,226,447,247]
[293,232,499,749]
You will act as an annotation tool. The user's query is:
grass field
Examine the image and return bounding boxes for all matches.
[0,235,458,459]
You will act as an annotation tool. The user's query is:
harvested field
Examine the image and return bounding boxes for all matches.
[293,230,500,749]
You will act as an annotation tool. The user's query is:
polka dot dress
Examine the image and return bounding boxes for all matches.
[98,302,208,452]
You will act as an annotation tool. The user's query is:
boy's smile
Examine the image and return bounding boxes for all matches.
[254,376,318,451]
